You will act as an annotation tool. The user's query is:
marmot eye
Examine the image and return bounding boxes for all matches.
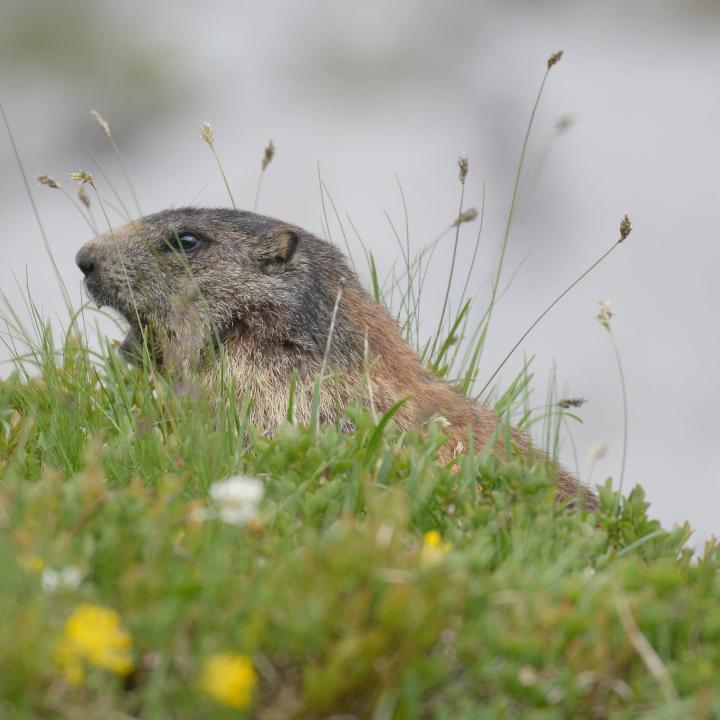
[167,233,202,252]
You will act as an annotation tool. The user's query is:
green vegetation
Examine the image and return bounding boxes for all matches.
[0,328,715,719]
[2,51,716,719]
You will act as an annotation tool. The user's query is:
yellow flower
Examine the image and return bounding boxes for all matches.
[199,653,257,709]
[55,604,133,684]
[422,530,452,566]
[423,530,446,550]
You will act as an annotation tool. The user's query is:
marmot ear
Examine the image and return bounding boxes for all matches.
[260,229,299,270]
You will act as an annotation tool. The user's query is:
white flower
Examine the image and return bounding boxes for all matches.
[209,475,264,526]
[41,566,82,593]
[518,666,538,687]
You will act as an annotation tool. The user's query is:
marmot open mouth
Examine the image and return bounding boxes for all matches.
[82,277,108,310]
[118,323,143,358]
[81,281,147,362]
[102,301,153,365]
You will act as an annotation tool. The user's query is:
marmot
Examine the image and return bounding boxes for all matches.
[75,207,595,507]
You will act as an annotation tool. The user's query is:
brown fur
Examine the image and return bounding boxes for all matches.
[75,207,595,508]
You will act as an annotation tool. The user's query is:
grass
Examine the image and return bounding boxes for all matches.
[2,52,716,719]
[0,335,714,719]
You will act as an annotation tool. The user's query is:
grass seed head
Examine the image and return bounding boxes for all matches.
[200,121,215,146]
[558,397,588,409]
[37,175,61,189]
[451,207,478,227]
[458,155,468,184]
[70,171,94,185]
[90,110,112,140]
[77,185,91,209]
[619,214,632,242]
[547,50,563,69]
[587,442,607,463]
[556,114,575,133]
[261,140,275,171]
[597,299,613,330]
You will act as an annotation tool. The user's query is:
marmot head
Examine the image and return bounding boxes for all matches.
[75,208,356,366]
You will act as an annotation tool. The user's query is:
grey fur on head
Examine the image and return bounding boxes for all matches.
[76,208,361,370]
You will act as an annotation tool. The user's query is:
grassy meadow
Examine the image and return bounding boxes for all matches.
[2,55,719,719]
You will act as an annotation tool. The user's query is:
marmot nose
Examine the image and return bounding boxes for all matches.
[76,245,97,277]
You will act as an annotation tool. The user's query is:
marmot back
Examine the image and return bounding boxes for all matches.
[75,207,595,508]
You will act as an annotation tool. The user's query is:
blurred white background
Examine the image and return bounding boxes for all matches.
[2,0,719,542]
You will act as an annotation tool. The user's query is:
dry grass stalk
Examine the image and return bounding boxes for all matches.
[319,277,348,379]
[615,591,678,702]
